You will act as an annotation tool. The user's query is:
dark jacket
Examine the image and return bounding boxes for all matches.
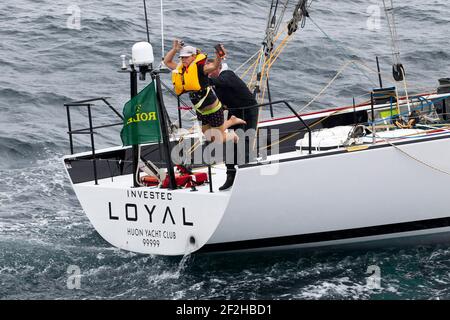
[209,69,259,171]
[209,70,257,110]
[209,69,258,130]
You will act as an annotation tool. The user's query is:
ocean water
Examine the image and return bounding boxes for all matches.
[1,0,450,300]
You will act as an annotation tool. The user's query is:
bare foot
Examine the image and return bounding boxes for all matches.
[229,115,247,126]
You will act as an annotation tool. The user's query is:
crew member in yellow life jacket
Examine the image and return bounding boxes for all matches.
[163,39,245,142]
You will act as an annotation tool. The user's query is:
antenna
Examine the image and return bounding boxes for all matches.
[376,56,383,88]
[143,0,150,43]
[161,0,165,59]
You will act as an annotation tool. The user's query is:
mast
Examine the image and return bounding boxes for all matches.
[254,0,277,98]
[160,0,165,61]
[143,0,150,43]
[254,0,291,105]
[254,0,284,114]
[254,0,309,101]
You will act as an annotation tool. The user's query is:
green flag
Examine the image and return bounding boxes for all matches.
[120,81,161,146]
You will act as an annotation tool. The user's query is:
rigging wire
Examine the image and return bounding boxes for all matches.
[274,0,290,35]
[307,16,377,87]
[264,0,279,55]
[256,0,294,95]
[382,0,406,82]
[382,0,401,67]
[266,0,290,54]
[143,0,150,43]
[242,0,396,118]
[295,60,355,114]
[235,49,262,73]
[381,0,411,114]
[159,80,195,116]
[253,0,309,102]
[160,0,165,59]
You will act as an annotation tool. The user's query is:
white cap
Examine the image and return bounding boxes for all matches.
[179,46,197,57]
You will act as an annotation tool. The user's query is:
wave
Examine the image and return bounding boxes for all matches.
[0,135,65,169]
[0,87,73,105]
[1,0,450,300]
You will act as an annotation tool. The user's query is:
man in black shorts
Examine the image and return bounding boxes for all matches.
[206,59,259,190]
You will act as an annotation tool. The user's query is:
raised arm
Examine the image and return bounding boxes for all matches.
[163,39,183,70]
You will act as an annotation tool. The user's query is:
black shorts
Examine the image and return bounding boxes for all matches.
[196,108,224,128]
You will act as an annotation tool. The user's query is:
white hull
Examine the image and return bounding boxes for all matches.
[72,177,230,256]
[66,132,450,255]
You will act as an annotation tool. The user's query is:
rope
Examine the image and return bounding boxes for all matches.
[373,131,450,176]
[291,57,426,117]
[274,0,291,34]
[159,80,196,116]
[235,49,264,73]
[382,0,401,65]
[369,95,450,126]
[259,108,343,150]
[251,26,294,104]
[184,139,202,158]
[259,94,450,151]
[353,60,398,86]
[241,49,263,81]
[247,51,264,89]
[259,33,293,102]
[401,66,411,113]
[260,113,450,177]
[266,34,292,71]
[296,60,354,114]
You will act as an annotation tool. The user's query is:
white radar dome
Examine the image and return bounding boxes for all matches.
[132,42,154,66]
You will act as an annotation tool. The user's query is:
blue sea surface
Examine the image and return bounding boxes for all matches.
[0,0,449,299]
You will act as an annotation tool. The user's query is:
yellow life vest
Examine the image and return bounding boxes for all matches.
[172,53,207,96]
